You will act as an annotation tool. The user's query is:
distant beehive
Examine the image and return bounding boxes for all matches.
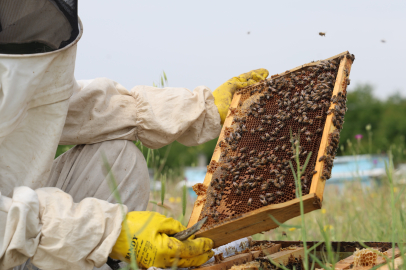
[188,51,354,247]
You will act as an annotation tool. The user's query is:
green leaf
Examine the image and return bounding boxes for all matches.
[182,182,187,216]
[161,175,166,206]
[268,214,301,229]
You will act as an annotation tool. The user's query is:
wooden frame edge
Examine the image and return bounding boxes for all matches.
[196,193,321,248]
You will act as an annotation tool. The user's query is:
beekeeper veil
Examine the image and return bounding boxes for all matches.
[0,0,78,54]
[0,0,82,195]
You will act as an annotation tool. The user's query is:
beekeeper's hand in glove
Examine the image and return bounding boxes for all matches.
[110,211,214,268]
[213,68,269,124]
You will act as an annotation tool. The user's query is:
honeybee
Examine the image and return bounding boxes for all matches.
[281,144,287,151]
[247,198,252,206]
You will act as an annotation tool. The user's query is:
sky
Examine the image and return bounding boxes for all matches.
[75,0,406,99]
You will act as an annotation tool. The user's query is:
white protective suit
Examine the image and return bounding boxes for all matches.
[0,20,221,270]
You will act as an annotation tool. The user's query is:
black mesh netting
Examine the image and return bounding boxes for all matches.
[0,0,78,54]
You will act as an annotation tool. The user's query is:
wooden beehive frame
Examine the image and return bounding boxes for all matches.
[195,241,401,270]
[188,51,354,248]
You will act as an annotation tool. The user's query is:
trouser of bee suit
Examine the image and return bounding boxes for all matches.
[14,140,150,270]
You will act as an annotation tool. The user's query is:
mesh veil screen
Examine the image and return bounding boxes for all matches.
[0,0,78,53]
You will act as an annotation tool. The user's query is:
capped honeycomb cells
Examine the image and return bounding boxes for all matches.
[198,54,352,229]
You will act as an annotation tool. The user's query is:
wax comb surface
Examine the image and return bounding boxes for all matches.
[188,52,354,247]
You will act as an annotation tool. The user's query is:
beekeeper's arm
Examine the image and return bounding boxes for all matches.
[59,69,268,148]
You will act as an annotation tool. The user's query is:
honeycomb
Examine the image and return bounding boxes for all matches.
[353,248,384,267]
[255,255,304,270]
[197,53,354,229]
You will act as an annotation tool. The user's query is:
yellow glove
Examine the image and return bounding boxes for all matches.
[213,68,269,124]
[110,211,214,268]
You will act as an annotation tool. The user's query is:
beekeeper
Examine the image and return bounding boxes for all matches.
[0,1,269,270]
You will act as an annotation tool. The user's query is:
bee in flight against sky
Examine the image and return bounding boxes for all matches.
[319,32,326,37]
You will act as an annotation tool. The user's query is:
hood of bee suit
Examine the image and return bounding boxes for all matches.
[0,13,82,197]
[0,18,83,139]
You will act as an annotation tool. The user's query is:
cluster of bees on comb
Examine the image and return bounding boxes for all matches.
[255,255,304,270]
[199,53,354,229]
